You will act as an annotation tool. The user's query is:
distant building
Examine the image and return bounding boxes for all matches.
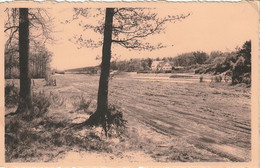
[160,62,172,71]
[151,61,172,72]
[151,61,163,71]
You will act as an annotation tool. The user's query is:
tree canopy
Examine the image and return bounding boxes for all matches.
[70,8,190,51]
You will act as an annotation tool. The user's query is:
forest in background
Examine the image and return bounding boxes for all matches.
[109,41,251,85]
[5,41,53,79]
[4,8,53,79]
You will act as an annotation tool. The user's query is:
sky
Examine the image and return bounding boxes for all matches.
[46,2,258,70]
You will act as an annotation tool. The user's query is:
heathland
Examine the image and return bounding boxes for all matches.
[5,72,251,163]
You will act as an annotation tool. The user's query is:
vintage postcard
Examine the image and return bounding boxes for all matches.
[0,1,259,167]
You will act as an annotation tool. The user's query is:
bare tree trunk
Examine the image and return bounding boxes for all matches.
[36,56,39,77]
[16,8,32,114]
[32,59,34,78]
[9,55,12,78]
[87,8,114,130]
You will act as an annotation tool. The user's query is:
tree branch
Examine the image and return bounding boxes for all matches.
[4,26,19,32]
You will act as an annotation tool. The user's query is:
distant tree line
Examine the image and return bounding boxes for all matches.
[194,41,251,85]
[170,51,209,66]
[4,8,53,79]
[109,41,251,86]
[109,51,210,72]
[110,58,152,72]
[5,41,52,79]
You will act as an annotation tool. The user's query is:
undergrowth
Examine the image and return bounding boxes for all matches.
[5,90,129,162]
[31,91,51,118]
[5,113,126,162]
[5,83,19,108]
[72,96,92,114]
[106,104,128,138]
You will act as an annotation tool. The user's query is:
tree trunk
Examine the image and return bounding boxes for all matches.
[32,59,34,78]
[9,55,12,78]
[87,8,114,129]
[16,8,32,114]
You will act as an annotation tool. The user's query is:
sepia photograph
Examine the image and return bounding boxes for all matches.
[1,1,259,166]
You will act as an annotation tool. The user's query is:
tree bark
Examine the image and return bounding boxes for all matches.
[9,54,12,78]
[87,8,114,128]
[16,8,32,114]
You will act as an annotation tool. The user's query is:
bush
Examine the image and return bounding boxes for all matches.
[242,73,251,85]
[5,83,19,108]
[31,91,51,119]
[72,96,92,114]
[49,92,65,107]
[18,91,51,121]
[106,105,128,137]
[231,56,251,85]
[199,76,203,82]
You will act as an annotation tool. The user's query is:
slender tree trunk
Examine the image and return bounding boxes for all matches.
[36,56,38,77]
[9,55,12,78]
[32,59,34,78]
[87,8,114,128]
[16,8,32,114]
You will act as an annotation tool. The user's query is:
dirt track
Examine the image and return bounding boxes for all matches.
[44,73,250,162]
[8,73,250,162]
[109,74,251,162]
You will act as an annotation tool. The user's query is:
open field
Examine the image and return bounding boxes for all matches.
[5,72,251,162]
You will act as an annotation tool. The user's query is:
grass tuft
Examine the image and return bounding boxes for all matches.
[31,91,51,118]
[72,96,92,114]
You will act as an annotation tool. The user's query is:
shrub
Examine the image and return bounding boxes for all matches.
[241,72,251,85]
[31,91,51,119]
[106,104,128,137]
[229,41,251,86]
[11,91,51,121]
[72,96,92,114]
[5,83,19,108]
[49,92,65,107]
[45,75,57,86]
[231,56,250,85]
[199,76,203,82]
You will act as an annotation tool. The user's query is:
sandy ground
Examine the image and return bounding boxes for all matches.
[5,72,251,163]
